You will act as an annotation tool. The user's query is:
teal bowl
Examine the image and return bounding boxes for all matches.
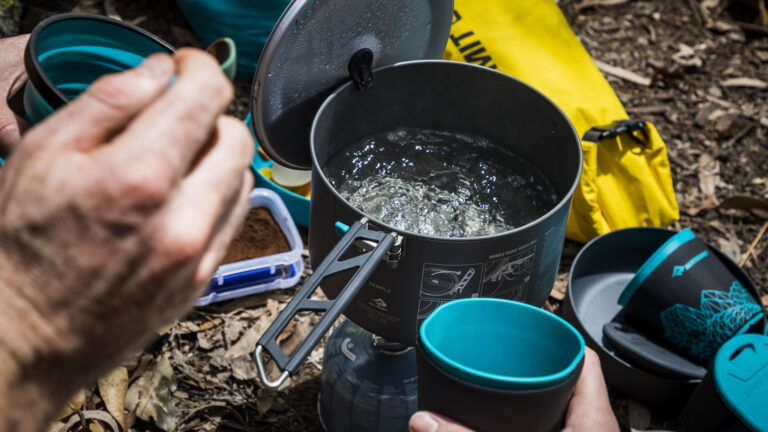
[22,13,174,125]
[420,298,585,390]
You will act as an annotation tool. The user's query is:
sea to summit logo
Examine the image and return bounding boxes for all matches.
[672,250,709,278]
[371,298,388,311]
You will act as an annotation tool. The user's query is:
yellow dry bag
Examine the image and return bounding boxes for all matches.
[443,0,679,243]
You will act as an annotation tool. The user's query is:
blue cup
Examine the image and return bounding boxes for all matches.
[417,298,585,432]
[16,13,174,125]
[618,229,764,365]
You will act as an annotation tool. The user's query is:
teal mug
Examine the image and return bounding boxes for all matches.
[417,298,585,432]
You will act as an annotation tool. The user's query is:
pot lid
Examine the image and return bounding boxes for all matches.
[250,0,454,170]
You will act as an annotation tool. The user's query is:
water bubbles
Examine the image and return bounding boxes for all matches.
[323,128,559,238]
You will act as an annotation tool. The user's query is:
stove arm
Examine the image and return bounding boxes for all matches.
[254,219,397,389]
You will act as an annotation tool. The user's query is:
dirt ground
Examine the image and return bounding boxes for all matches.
[16,0,768,431]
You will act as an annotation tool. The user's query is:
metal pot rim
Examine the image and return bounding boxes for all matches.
[310,59,583,243]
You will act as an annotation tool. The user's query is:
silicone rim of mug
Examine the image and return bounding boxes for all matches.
[420,298,586,390]
[618,228,696,306]
[713,334,768,431]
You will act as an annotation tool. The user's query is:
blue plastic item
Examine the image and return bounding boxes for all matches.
[618,228,696,306]
[197,188,304,306]
[714,334,768,431]
[176,0,290,81]
[23,14,173,125]
[245,113,311,228]
[419,298,585,390]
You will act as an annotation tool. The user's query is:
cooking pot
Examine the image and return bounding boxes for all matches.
[252,0,582,388]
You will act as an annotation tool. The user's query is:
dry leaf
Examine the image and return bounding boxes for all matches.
[672,44,703,68]
[256,388,276,416]
[549,272,568,301]
[720,77,768,88]
[684,197,716,216]
[577,0,630,10]
[279,316,313,357]
[196,329,219,350]
[698,153,721,202]
[103,0,122,21]
[198,318,222,332]
[717,236,743,263]
[125,354,181,432]
[59,411,119,432]
[230,356,258,380]
[225,325,262,359]
[89,422,106,432]
[97,367,128,430]
[57,389,86,420]
[224,319,247,343]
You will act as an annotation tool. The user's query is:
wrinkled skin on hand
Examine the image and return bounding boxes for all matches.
[409,349,620,432]
[0,49,254,431]
[0,34,30,156]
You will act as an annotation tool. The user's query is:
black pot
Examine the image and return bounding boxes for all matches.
[254,60,582,388]
[309,60,582,343]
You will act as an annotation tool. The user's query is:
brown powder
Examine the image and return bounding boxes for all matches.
[220,207,292,265]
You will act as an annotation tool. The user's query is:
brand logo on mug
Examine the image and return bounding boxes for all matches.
[672,250,709,278]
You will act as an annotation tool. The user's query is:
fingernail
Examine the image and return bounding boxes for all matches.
[410,412,439,432]
[137,54,172,78]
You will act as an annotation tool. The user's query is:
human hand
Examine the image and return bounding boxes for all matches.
[409,348,619,432]
[0,49,253,429]
[0,34,30,157]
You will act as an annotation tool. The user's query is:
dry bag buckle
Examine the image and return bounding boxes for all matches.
[582,120,648,145]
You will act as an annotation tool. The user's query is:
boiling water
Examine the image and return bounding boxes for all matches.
[323,128,558,238]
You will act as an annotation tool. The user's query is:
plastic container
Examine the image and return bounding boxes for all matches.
[197,188,304,306]
[245,113,310,228]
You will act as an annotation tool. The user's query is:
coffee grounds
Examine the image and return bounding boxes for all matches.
[221,207,291,265]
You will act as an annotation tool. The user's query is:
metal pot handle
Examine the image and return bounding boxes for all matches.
[254,219,396,389]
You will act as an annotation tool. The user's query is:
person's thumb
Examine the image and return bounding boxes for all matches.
[409,411,475,432]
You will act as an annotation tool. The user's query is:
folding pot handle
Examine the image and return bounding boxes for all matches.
[254,219,396,389]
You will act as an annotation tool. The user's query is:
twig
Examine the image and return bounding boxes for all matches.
[594,60,652,86]
[724,123,755,148]
[686,0,704,27]
[103,0,122,21]
[740,221,768,267]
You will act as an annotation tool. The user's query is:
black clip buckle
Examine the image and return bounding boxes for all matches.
[582,120,648,145]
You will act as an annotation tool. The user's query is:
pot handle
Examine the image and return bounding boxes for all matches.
[254,219,396,389]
